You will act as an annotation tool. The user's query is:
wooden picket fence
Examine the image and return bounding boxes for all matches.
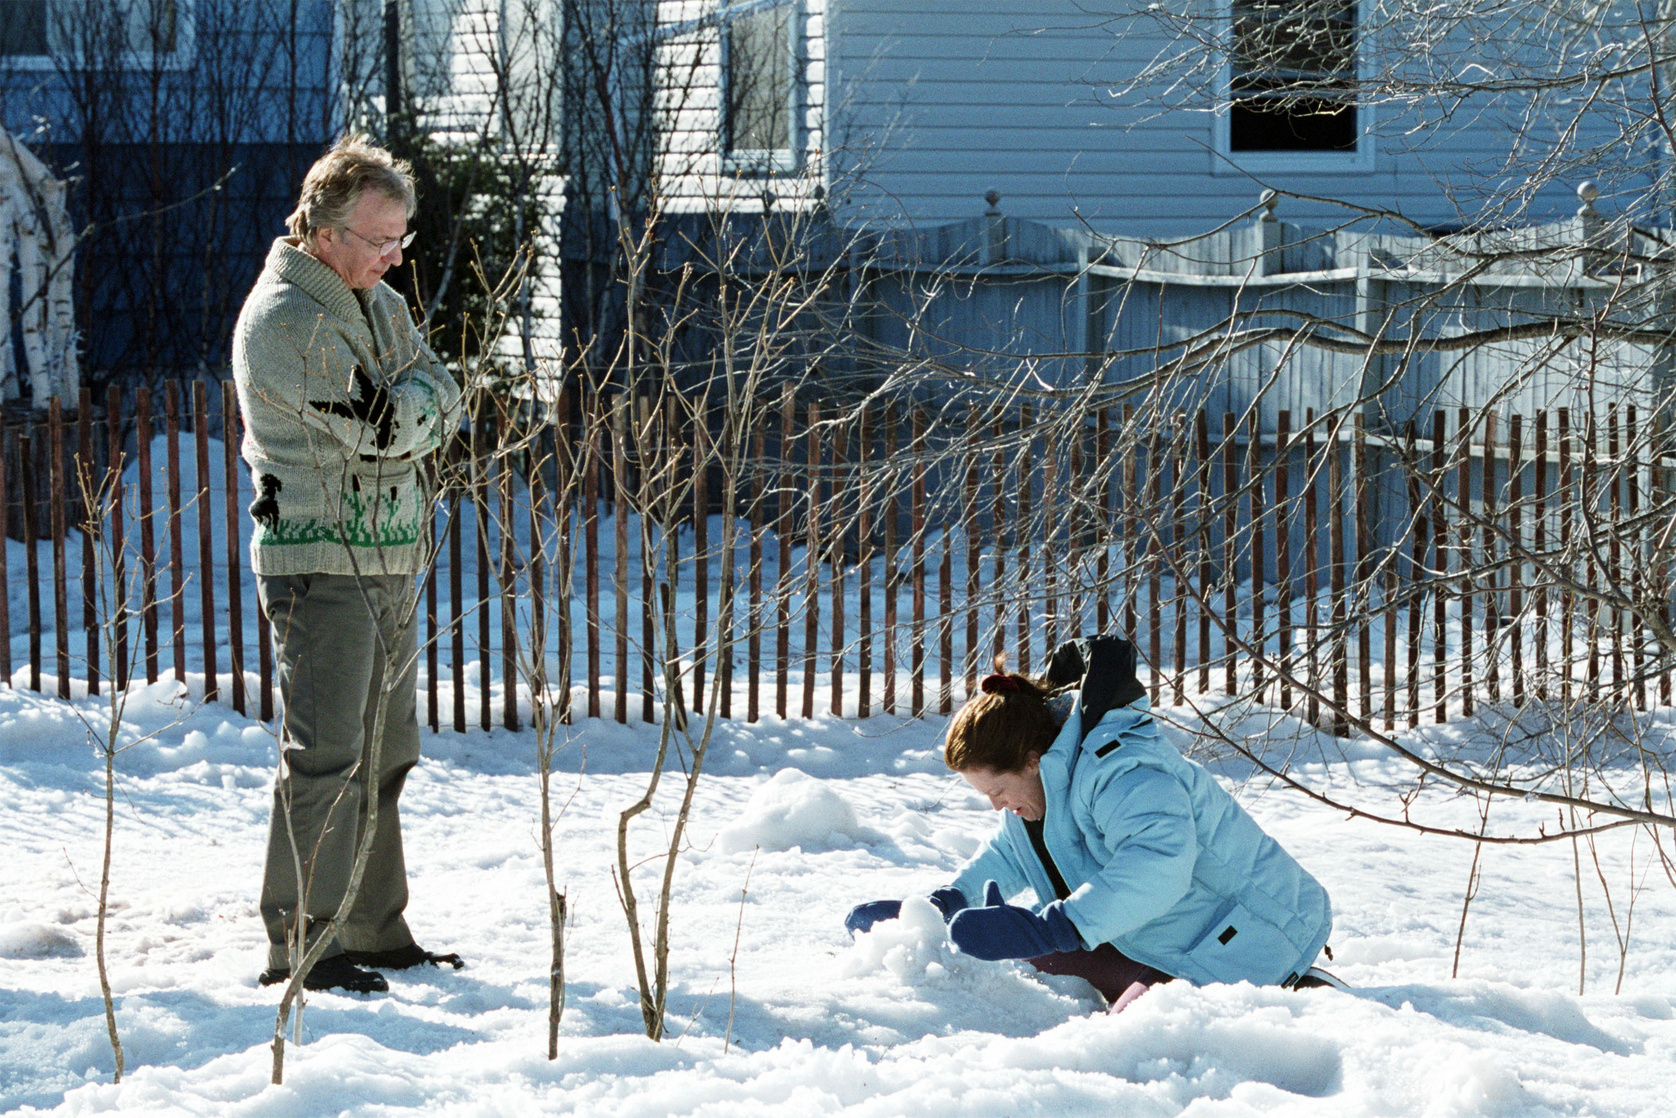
[3,381,1668,734]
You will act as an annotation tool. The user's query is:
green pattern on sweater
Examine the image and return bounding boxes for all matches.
[257,487,425,550]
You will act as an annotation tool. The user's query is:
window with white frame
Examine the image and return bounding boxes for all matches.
[720,1,801,173]
[1,0,188,68]
[1223,0,1364,166]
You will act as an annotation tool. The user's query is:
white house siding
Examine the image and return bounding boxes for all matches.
[826,0,1622,237]
[405,0,566,366]
[650,0,829,215]
[406,0,500,136]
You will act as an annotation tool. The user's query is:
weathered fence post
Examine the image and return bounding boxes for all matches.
[20,427,40,692]
[1508,414,1525,708]
[1558,408,1573,706]
[0,422,11,687]
[1146,427,1162,704]
[1249,410,1266,701]
[1431,410,1448,723]
[911,407,927,717]
[833,420,850,718]
[136,387,158,685]
[991,407,1008,667]
[883,403,899,715]
[1222,413,1237,695]
[1015,404,1031,676]
[1303,411,1319,727]
[106,385,126,692]
[1275,410,1292,711]
[1096,406,1112,636]
[50,398,68,699]
[857,403,873,717]
[1404,421,1423,727]
[1482,412,1499,703]
[222,380,244,714]
[192,381,217,703]
[802,401,820,720]
[749,423,765,724]
[1171,421,1187,706]
[1534,411,1548,702]
[611,396,629,724]
[963,405,980,698]
[1457,408,1474,717]
[77,388,96,697]
[692,402,710,716]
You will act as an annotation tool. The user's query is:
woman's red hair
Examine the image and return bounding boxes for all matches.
[943,672,1057,773]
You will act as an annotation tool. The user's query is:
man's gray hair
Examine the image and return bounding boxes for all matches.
[286,134,417,240]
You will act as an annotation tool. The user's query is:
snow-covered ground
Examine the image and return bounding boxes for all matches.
[4,673,1676,1117]
[4,429,1675,1113]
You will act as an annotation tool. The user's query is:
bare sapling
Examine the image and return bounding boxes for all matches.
[1584,814,1648,996]
[1452,794,1492,978]
[606,229,849,1039]
[68,440,196,1084]
[527,418,579,1057]
[485,383,591,1057]
[726,846,758,1054]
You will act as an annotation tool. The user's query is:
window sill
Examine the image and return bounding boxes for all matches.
[722,150,801,177]
[1212,146,1375,176]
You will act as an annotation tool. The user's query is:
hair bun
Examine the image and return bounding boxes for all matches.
[980,673,1021,695]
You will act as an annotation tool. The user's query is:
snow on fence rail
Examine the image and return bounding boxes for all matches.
[1,380,1668,734]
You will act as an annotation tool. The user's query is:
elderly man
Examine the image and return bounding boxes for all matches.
[233,134,464,995]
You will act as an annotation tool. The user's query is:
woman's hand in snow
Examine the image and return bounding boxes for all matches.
[845,887,969,938]
[947,880,1084,960]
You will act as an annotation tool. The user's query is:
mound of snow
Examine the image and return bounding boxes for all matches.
[0,921,81,959]
[716,768,884,854]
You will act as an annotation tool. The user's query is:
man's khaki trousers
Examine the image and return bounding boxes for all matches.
[257,572,421,971]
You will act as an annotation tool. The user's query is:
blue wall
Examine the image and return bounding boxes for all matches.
[2,1,339,391]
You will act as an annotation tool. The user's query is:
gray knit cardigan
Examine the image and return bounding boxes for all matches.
[231,238,463,577]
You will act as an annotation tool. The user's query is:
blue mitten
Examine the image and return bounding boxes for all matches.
[948,880,1084,961]
[927,887,969,922]
[845,899,903,938]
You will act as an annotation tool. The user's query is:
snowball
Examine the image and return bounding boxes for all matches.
[838,895,954,985]
[715,768,881,854]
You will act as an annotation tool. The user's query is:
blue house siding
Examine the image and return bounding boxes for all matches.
[43,141,329,381]
[826,0,1627,236]
[2,1,338,391]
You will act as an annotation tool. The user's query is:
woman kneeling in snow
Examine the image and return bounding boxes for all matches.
[847,637,1338,1011]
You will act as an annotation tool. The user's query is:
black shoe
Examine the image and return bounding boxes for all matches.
[344,943,465,971]
[258,954,389,994]
[1288,966,1349,992]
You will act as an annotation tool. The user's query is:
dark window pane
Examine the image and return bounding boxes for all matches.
[1230,0,1357,153]
[0,0,48,55]
[726,4,793,154]
[1230,97,1357,151]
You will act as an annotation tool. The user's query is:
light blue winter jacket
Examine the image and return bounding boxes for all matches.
[948,697,1332,987]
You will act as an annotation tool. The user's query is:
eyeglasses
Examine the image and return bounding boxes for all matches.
[339,226,416,255]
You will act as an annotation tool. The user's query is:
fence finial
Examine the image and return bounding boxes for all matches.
[1576,180,1599,217]
[984,189,1002,216]
[1259,189,1279,223]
